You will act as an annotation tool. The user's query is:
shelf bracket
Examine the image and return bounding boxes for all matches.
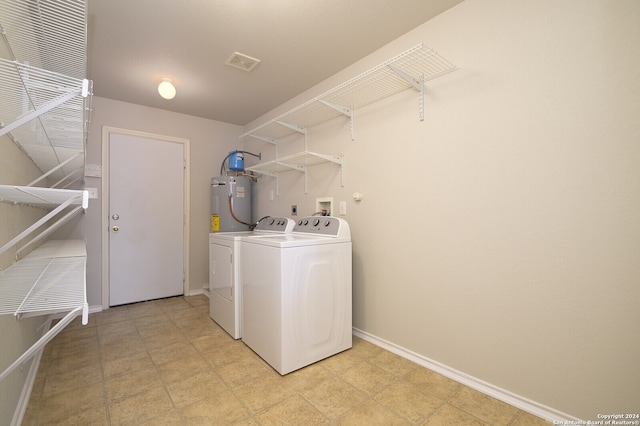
[387,65,425,121]
[308,151,344,188]
[53,167,85,189]
[350,104,355,140]
[246,134,277,145]
[0,191,87,257]
[308,152,342,165]
[16,206,85,259]
[28,152,83,187]
[274,121,306,135]
[418,74,425,121]
[318,100,352,118]
[319,100,355,140]
[247,168,278,178]
[387,64,421,91]
[276,161,306,173]
[81,78,90,97]
[338,152,345,187]
[0,305,87,383]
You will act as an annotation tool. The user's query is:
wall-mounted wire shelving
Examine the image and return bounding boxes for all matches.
[0,0,92,390]
[0,240,88,383]
[0,185,89,257]
[242,43,456,142]
[246,151,344,195]
[0,239,87,322]
[0,0,92,186]
[247,151,343,176]
[0,187,90,383]
[242,43,456,194]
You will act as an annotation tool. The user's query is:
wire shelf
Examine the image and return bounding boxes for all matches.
[246,151,342,175]
[0,185,89,258]
[241,43,456,141]
[0,185,88,208]
[0,0,87,79]
[0,257,86,317]
[0,239,86,318]
[0,0,92,184]
[0,0,91,388]
[0,240,88,384]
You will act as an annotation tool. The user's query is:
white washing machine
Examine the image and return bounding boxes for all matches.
[241,216,352,375]
[209,217,294,339]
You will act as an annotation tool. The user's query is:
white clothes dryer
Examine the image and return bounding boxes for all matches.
[209,217,294,339]
[241,216,352,375]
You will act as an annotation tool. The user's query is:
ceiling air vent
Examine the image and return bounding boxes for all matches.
[225,52,261,72]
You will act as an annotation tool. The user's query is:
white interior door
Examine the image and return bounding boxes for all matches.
[108,132,185,306]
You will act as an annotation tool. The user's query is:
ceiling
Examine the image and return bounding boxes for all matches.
[87,0,463,126]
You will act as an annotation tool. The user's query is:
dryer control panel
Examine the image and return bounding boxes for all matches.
[293,216,350,237]
[254,217,295,233]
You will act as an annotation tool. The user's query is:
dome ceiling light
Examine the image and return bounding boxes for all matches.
[158,78,176,100]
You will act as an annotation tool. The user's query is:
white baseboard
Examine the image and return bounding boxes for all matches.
[186,288,207,297]
[89,305,103,314]
[352,328,577,424]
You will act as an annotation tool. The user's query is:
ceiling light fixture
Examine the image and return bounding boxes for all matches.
[158,78,176,100]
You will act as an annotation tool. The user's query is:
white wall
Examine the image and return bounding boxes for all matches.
[245,0,640,420]
[64,97,244,306]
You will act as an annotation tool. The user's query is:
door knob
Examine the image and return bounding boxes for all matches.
[112,226,120,232]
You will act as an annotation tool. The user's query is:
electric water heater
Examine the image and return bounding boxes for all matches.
[210,175,252,232]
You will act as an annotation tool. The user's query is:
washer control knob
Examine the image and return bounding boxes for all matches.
[313,218,320,226]
[324,220,331,227]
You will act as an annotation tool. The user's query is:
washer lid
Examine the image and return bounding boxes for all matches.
[210,231,255,241]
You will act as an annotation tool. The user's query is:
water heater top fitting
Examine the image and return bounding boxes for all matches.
[220,150,261,175]
[228,151,244,171]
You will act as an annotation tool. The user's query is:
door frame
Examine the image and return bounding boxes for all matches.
[101,126,191,309]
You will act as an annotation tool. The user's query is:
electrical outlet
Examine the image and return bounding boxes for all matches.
[291,205,298,216]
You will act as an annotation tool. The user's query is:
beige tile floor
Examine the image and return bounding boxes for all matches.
[23,295,550,425]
